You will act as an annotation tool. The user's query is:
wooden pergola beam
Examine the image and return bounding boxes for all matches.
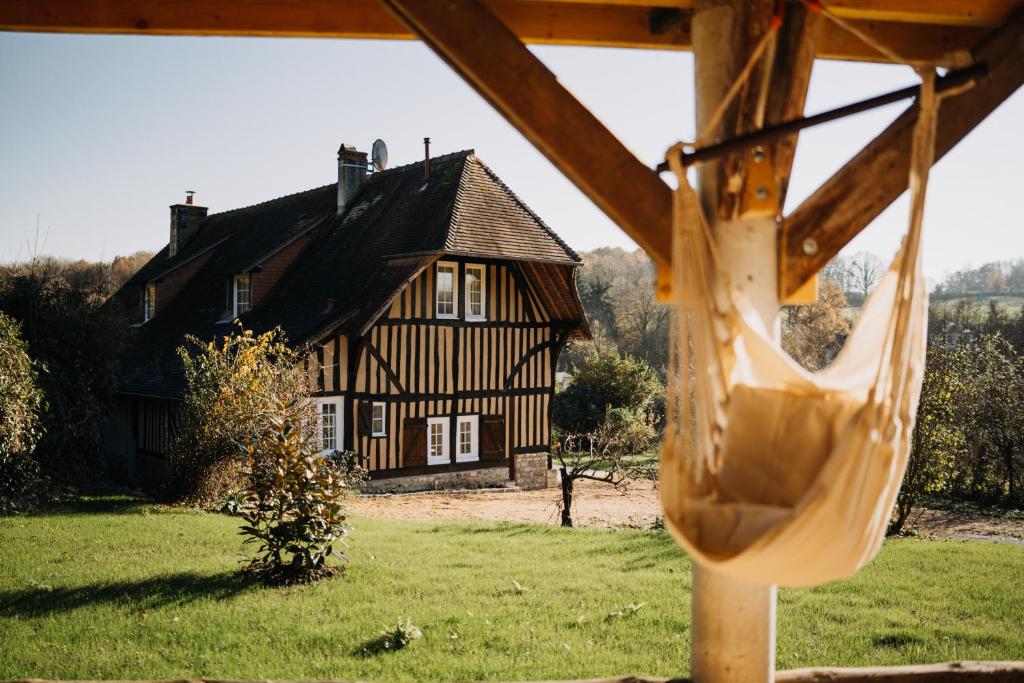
[0,0,996,62]
[379,0,674,266]
[0,0,692,50]
[779,3,1024,299]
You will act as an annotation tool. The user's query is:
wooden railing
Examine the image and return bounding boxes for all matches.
[9,661,1024,683]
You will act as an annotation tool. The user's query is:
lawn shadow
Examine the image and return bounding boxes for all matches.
[34,495,153,516]
[0,570,254,618]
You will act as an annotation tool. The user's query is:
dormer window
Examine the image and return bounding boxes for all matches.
[142,284,156,322]
[465,264,486,321]
[233,274,251,317]
[435,261,457,319]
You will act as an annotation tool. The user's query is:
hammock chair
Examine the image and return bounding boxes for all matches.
[659,71,943,588]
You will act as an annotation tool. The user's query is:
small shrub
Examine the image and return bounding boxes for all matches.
[360,618,423,655]
[239,400,352,585]
[326,449,368,490]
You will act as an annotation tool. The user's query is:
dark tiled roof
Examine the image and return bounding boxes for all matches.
[447,158,580,264]
[115,150,584,399]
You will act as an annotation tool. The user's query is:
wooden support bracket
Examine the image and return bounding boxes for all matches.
[779,4,1024,300]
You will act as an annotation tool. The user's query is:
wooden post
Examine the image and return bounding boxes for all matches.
[690,2,778,681]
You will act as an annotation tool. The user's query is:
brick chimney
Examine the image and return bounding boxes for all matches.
[337,143,368,216]
[169,191,208,257]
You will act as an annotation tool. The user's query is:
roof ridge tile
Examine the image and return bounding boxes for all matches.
[207,182,336,218]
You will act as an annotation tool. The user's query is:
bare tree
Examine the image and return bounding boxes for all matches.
[553,408,656,527]
[821,255,852,294]
[849,251,884,299]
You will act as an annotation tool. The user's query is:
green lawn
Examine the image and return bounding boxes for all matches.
[1,498,1022,681]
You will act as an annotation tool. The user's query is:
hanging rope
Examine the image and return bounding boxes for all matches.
[799,0,915,66]
[698,24,779,146]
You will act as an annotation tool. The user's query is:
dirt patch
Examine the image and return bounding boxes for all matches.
[349,478,660,528]
[350,479,1024,542]
[907,507,1024,544]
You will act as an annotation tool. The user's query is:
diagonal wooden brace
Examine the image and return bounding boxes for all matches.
[779,4,1024,300]
[378,0,674,268]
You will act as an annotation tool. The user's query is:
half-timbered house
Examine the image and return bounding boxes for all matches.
[104,142,589,491]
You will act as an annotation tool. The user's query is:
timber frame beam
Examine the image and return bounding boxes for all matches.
[379,0,674,267]
[779,3,1024,299]
[0,1,1003,62]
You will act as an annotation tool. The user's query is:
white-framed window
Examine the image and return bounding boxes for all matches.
[316,397,344,453]
[371,402,387,437]
[465,264,486,321]
[435,261,457,319]
[427,416,449,466]
[142,283,156,322]
[233,274,251,317]
[456,415,479,463]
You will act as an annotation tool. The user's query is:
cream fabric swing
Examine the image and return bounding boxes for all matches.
[659,71,942,588]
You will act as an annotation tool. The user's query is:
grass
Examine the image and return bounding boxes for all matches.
[1,498,1022,681]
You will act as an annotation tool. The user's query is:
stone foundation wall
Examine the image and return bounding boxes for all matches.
[514,452,552,490]
[361,466,509,494]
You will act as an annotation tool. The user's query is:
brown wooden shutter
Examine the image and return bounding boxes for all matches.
[403,417,428,467]
[481,415,506,462]
[358,402,373,436]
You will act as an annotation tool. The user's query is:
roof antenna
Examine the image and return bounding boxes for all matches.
[423,137,431,182]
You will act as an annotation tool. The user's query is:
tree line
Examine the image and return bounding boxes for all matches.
[0,253,150,509]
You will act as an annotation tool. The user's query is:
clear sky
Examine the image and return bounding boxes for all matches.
[0,32,1021,282]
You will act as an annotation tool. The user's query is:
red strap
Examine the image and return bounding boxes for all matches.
[799,0,824,14]
[771,0,785,28]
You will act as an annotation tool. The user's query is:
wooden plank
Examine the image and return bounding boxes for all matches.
[764,1,823,210]
[821,0,1018,27]
[379,0,674,267]
[0,0,691,50]
[817,18,990,63]
[0,0,994,61]
[779,4,1024,299]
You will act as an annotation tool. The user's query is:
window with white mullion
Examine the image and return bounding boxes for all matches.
[435,262,457,319]
[465,264,486,321]
[427,416,449,465]
[456,415,479,462]
[233,274,251,317]
[372,402,387,436]
[142,284,156,323]
[317,397,344,453]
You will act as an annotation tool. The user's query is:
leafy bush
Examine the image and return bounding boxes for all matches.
[239,399,352,585]
[0,271,125,488]
[553,348,661,434]
[0,313,46,513]
[165,326,311,504]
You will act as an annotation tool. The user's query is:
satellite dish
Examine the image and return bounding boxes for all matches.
[371,139,389,171]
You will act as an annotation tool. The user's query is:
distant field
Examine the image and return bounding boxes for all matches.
[931,295,1024,312]
[843,294,1024,322]
[1,497,1022,681]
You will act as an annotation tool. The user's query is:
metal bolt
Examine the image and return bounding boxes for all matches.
[754,186,769,200]
[802,238,819,255]
[752,147,766,163]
